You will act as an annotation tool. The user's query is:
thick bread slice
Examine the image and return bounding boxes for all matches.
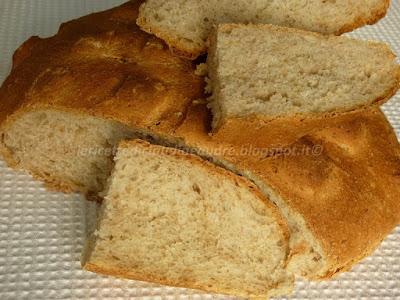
[207,24,400,129]
[82,139,294,298]
[0,1,203,195]
[137,0,390,58]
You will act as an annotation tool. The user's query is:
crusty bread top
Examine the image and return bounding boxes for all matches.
[137,0,391,59]
[0,0,204,135]
[175,103,400,279]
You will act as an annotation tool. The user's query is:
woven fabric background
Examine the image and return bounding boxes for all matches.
[0,1,399,299]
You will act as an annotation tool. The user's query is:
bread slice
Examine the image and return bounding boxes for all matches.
[207,24,400,129]
[137,0,390,58]
[82,139,294,298]
[0,1,203,195]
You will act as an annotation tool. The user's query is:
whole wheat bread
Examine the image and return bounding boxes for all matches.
[82,139,294,298]
[137,0,390,58]
[207,24,400,129]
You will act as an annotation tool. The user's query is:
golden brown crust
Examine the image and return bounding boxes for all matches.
[0,0,204,193]
[0,1,203,130]
[136,0,391,59]
[175,104,400,279]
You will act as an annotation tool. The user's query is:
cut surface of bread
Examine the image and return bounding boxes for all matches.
[82,140,294,298]
[137,0,390,58]
[0,1,203,195]
[1,110,135,194]
[207,24,400,129]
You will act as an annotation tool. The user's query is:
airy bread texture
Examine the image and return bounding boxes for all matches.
[207,24,400,129]
[82,140,294,298]
[137,0,390,58]
[0,1,203,195]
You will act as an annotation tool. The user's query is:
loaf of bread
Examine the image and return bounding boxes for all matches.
[82,139,294,298]
[1,0,400,290]
[137,0,390,58]
[207,24,400,129]
[0,0,203,196]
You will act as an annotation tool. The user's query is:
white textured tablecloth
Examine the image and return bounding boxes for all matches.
[0,1,399,299]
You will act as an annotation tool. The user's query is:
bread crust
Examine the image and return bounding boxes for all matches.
[136,0,391,59]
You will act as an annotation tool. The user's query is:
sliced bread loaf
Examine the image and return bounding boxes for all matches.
[207,24,400,129]
[137,0,390,58]
[82,139,294,298]
[1,0,400,285]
